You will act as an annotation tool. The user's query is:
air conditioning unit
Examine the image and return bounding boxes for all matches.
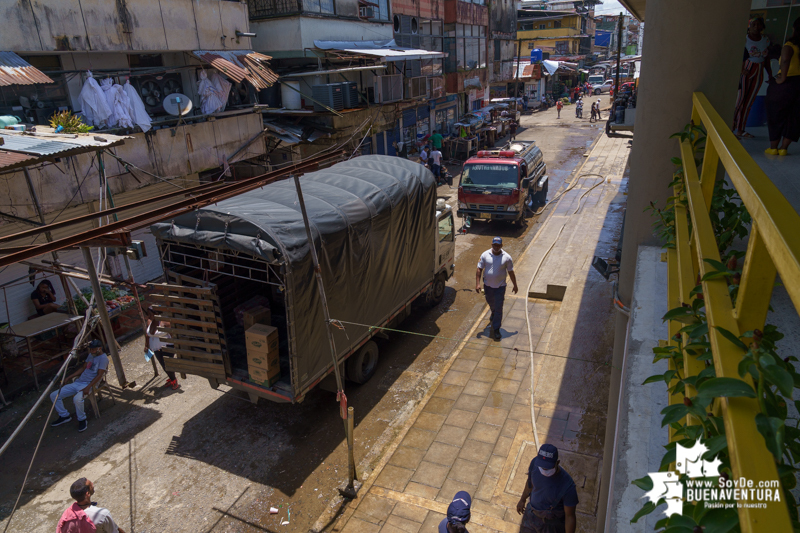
[132,74,183,114]
[374,75,403,103]
[338,81,360,108]
[311,83,344,112]
[405,77,427,99]
[359,6,374,18]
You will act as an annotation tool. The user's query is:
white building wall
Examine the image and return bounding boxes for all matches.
[0,0,252,53]
[250,17,392,53]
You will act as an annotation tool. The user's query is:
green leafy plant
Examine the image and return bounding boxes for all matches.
[49,110,93,134]
[635,123,800,527]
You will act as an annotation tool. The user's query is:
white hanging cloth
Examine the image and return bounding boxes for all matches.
[78,71,112,127]
[197,69,225,115]
[102,79,134,129]
[123,80,152,132]
[209,71,232,113]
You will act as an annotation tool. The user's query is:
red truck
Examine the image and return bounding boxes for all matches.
[457,141,548,226]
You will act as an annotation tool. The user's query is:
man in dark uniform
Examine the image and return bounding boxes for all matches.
[516,444,578,533]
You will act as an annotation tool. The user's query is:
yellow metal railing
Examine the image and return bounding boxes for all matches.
[669,92,800,529]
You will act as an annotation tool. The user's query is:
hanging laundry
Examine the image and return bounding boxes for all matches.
[197,70,225,115]
[78,71,112,128]
[108,81,134,129]
[123,80,152,132]
[209,71,232,113]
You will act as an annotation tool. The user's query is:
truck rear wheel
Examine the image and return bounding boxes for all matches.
[427,274,446,307]
[347,340,379,384]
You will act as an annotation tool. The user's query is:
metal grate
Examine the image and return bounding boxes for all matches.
[468,204,506,211]
[247,0,301,18]
[162,243,284,288]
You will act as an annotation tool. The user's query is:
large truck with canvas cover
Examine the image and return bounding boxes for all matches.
[456,141,548,226]
[148,156,455,403]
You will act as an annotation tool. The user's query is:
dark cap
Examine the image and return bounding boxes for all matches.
[446,491,472,524]
[88,339,103,348]
[492,237,502,245]
[534,443,559,469]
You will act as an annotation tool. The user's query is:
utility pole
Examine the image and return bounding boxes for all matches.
[515,38,523,98]
[614,12,624,97]
[82,247,127,387]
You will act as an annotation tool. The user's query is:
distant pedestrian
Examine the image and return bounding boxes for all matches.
[509,120,518,140]
[429,129,444,151]
[57,478,127,533]
[556,100,563,119]
[476,237,518,341]
[438,491,472,533]
[50,339,108,433]
[420,145,430,167]
[575,99,583,119]
[522,94,529,112]
[734,17,773,139]
[516,444,578,533]
[430,147,443,183]
[145,306,179,390]
[766,17,800,156]
[590,102,597,122]
[596,99,602,119]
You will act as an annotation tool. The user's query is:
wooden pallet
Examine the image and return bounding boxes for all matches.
[148,272,230,380]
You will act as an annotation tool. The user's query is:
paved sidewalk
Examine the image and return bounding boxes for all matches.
[327,134,630,533]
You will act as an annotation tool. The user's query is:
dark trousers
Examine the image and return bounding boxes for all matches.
[484,285,506,331]
[767,76,800,143]
[520,508,565,533]
[432,164,441,179]
[154,348,177,381]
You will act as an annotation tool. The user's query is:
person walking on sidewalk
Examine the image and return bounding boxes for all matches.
[438,491,472,533]
[50,339,108,433]
[516,444,578,533]
[476,237,518,341]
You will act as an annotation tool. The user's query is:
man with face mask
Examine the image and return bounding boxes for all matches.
[516,444,578,533]
[57,478,126,533]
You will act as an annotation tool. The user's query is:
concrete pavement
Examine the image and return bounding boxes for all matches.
[323,133,630,533]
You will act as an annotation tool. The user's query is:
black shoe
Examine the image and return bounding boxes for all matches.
[51,415,72,427]
[78,420,87,432]
[493,329,502,341]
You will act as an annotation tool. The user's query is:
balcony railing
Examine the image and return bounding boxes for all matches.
[669,92,798,530]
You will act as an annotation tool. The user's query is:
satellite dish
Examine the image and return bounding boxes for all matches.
[162,93,193,116]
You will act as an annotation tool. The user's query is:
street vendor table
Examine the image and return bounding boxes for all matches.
[5,312,85,389]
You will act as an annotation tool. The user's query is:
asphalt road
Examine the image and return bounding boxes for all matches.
[0,104,602,533]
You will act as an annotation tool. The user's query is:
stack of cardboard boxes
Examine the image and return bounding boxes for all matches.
[245,310,281,387]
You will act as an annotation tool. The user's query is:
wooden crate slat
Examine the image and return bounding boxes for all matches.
[161,347,223,361]
[151,305,217,319]
[169,337,222,350]
[158,326,220,340]
[153,315,217,329]
[149,294,216,307]
[164,358,225,379]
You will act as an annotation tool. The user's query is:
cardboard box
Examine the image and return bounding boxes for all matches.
[243,305,271,331]
[247,349,279,373]
[249,365,280,387]
[245,324,279,352]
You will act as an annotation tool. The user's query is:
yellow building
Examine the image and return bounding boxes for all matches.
[517,12,587,56]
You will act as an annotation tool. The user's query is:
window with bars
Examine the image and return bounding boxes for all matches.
[444,24,486,73]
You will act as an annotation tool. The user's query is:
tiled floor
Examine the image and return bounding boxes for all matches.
[333,135,630,533]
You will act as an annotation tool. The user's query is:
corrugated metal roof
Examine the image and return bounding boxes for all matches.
[0,134,81,156]
[192,50,278,90]
[0,150,36,171]
[0,52,54,86]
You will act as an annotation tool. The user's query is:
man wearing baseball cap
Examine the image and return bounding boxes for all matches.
[476,237,518,340]
[516,444,578,533]
[50,339,109,432]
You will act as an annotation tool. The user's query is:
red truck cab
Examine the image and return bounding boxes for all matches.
[457,141,547,226]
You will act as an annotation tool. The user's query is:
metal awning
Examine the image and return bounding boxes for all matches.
[314,40,446,62]
[0,129,129,172]
[192,50,279,90]
[282,65,388,78]
[0,52,54,86]
[264,120,329,145]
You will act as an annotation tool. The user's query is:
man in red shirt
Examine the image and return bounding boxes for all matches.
[57,478,126,533]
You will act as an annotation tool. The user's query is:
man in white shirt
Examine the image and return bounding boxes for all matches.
[57,477,126,533]
[430,148,444,184]
[476,237,518,340]
[420,145,430,168]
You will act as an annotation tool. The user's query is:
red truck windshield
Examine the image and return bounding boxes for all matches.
[461,164,518,188]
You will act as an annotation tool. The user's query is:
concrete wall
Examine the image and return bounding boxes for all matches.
[392,0,445,21]
[0,0,252,52]
[250,16,392,53]
[445,0,488,25]
[617,0,752,303]
[0,113,264,222]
